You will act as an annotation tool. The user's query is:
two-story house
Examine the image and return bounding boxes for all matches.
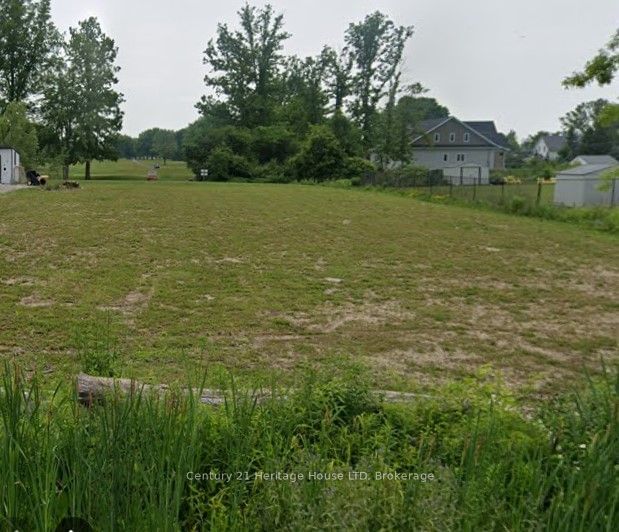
[411,117,510,171]
[534,135,566,161]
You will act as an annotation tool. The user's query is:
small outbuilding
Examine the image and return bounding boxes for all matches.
[0,146,22,185]
[570,155,618,166]
[554,164,619,207]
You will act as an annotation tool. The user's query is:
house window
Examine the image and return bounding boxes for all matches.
[434,133,441,142]
[457,154,466,162]
[464,133,470,143]
[449,132,456,143]
[443,154,449,162]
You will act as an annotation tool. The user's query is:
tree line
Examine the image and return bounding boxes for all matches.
[1,1,616,182]
[0,0,123,179]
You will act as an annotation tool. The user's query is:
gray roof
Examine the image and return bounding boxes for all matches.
[572,155,618,165]
[417,117,510,149]
[557,164,617,176]
[543,135,567,152]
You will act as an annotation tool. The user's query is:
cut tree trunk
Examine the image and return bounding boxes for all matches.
[75,374,431,408]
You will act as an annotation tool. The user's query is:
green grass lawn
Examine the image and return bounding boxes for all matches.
[1,180,617,395]
[69,158,194,181]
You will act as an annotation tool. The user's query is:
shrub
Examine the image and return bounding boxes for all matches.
[290,126,347,182]
[344,156,375,179]
[207,146,254,181]
[251,126,299,164]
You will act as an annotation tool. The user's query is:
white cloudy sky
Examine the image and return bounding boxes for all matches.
[50,0,618,139]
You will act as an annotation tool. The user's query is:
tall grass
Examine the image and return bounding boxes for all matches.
[0,364,617,531]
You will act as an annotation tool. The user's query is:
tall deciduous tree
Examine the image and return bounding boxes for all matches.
[345,12,414,154]
[152,129,178,164]
[41,17,123,179]
[0,101,38,167]
[198,4,290,127]
[0,0,58,107]
[321,46,353,113]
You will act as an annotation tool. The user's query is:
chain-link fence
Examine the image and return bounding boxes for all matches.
[361,171,618,209]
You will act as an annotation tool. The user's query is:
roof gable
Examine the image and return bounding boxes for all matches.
[413,116,510,149]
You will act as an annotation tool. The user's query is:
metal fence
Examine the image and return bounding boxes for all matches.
[361,172,618,209]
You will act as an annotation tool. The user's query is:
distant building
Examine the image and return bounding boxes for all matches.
[411,117,510,172]
[554,164,618,207]
[534,135,566,161]
[0,146,22,185]
[570,155,618,166]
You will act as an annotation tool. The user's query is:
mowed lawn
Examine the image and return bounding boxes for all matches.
[1,181,617,394]
[69,158,194,181]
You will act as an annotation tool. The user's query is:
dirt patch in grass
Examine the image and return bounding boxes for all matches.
[19,294,54,308]
[286,299,410,334]
[99,289,154,324]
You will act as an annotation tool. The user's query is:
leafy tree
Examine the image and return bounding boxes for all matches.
[207,145,253,181]
[280,55,328,135]
[0,0,58,107]
[564,29,619,87]
[290,125,346,181]
[152,129,178,164]
[396,95,449,124]
[116,134,135,159]
[561,99,609,136]
[321,46,353,113]
[198,4,290,127]
[0,101,38,167]
[41,17,123,179]
[251,126,298,164]
[329,110,362,157]
[345,12,414,153]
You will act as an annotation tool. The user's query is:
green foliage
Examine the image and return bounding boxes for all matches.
[0,101,38,167]
[40,17,124,178]
[0,363,616,530]
[74,317,120,377]
[207,145,253,181]
[199,4,290,127]
[152,129,178,163]
[564,29,619,87]
[346,12,414,153]
[290,125,347,181]
[251,125,298,164]
[344,156,375,178]
[0,0,59,106]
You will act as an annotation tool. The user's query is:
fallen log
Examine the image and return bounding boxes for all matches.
[76,373,434,408]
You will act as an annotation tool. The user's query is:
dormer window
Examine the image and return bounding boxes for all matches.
[464,132,470,143]
[434,133,441,142]
[449,133,456,143]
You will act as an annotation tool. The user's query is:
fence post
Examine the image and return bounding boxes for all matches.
[536,180,542,206]
[611,178,616,207]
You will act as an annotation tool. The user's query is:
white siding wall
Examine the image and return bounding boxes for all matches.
[412,148,496,170]
[554,173,619,206]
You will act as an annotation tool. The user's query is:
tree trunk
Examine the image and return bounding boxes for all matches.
[62,166,69,181]
[74,374,427,408]
[85,160,91,180]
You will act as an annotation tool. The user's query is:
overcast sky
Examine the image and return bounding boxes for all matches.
[50,0,618,140]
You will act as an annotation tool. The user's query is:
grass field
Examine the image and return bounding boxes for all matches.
[1,173,618,530]
[1,179,617,396]
[68,158,194,181]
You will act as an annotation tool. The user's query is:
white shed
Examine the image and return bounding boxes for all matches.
[554,164,619,207]
[0,146,22,185]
